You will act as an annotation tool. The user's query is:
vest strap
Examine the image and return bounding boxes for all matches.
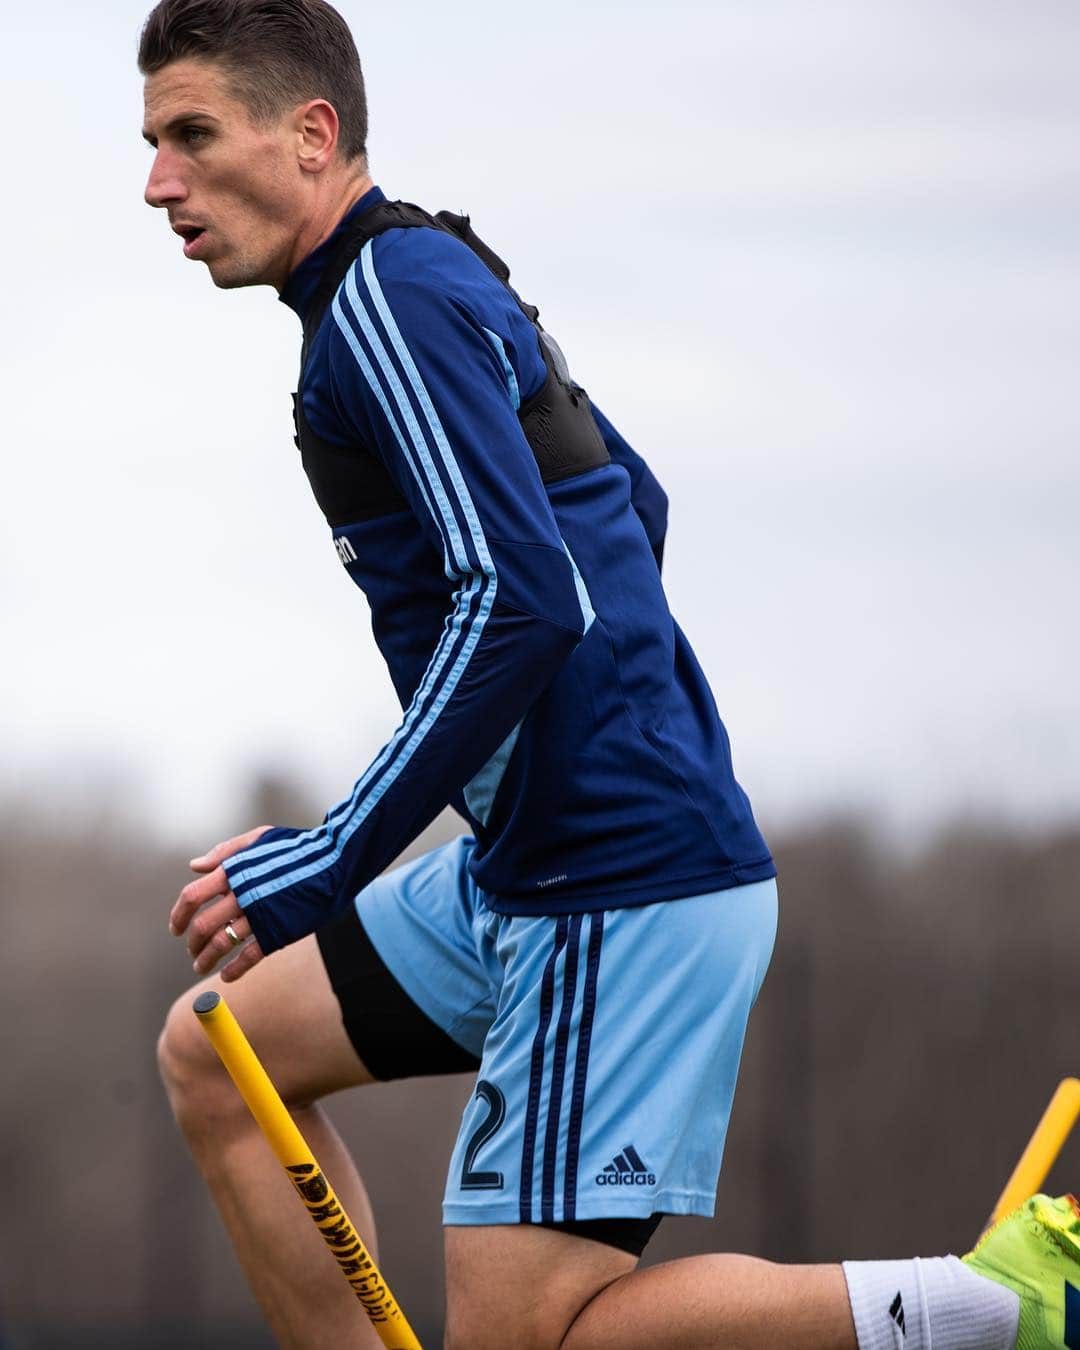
[294,200,610,523]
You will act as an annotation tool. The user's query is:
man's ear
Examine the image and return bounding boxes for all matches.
[295,98,339,174]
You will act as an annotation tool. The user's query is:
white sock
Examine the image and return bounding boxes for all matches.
[842,1256,1020,1349]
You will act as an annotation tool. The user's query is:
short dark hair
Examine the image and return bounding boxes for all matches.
[138,0,368,162]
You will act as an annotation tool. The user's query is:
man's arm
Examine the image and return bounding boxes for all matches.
[199,251,589,961]
[589,404,668,571]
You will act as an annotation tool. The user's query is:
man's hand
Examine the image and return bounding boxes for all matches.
[169,826,273,983]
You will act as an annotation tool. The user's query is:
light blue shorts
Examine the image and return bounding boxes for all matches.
[356,836,778,1226]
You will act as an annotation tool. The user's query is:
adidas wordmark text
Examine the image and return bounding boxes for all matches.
[596,1145,656,1187]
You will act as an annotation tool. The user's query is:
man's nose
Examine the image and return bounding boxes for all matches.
[144,149,188,209]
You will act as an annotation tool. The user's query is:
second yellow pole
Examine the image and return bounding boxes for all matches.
[989,1077,1080,1226]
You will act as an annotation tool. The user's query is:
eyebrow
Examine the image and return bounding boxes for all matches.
[142,112,219,147]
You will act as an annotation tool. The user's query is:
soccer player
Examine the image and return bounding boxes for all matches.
[141,3,1080,1346]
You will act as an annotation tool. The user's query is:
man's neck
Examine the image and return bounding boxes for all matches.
[279,171,375,292]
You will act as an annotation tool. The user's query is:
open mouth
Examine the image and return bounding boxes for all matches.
[178,226,208,258]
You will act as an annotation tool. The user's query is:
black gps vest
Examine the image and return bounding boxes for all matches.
[292,201,611,527]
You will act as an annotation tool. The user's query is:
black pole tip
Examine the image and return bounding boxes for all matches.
[193,990,221,1016]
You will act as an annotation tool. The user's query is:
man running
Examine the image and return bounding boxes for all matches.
[141,2,1080,1346]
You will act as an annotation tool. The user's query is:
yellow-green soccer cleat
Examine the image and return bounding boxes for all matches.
[964,1194,1080,1349]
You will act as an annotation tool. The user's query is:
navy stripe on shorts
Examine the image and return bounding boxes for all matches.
[520,913,604,1223]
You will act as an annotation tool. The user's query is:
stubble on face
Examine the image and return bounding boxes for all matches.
[143,59,303,291]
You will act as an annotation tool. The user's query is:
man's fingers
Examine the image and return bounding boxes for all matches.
[184,892,243,962]
[189,825,273,872]
[220,937,265,984]
[192,911,252,975]
[170,865,231,935]
[171,830,267,975]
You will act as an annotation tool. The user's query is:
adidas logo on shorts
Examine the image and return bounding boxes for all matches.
[595,1145,656,1187]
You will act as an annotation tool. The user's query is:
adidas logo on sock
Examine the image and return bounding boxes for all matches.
[595,1145,656,1187]
[889,1290,906,1336]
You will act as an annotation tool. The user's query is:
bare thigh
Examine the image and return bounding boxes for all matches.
[160,932,374,1109]
[443,1225,636,1350]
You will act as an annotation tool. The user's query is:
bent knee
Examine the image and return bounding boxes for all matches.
[156,953,368,1128]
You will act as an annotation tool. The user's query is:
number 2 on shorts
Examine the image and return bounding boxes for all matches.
[460,1080,506,1190]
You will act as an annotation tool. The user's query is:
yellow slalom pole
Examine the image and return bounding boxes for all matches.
[193,990,423,1350]
[989,1077,1080,1226]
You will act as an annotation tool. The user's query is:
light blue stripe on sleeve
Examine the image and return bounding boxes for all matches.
[345,264,469,579]
[482,327,521,410]
[232,575,481,891]
[332,288,446,569]
[238,579,495,901]
[361,243,496,583]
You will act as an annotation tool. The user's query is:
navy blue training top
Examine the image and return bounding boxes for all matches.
[224,186,775,955]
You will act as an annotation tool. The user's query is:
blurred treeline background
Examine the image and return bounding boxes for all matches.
[3,776,1078,1347]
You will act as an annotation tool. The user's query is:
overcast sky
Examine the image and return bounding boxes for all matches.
[2,0,1077,846]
